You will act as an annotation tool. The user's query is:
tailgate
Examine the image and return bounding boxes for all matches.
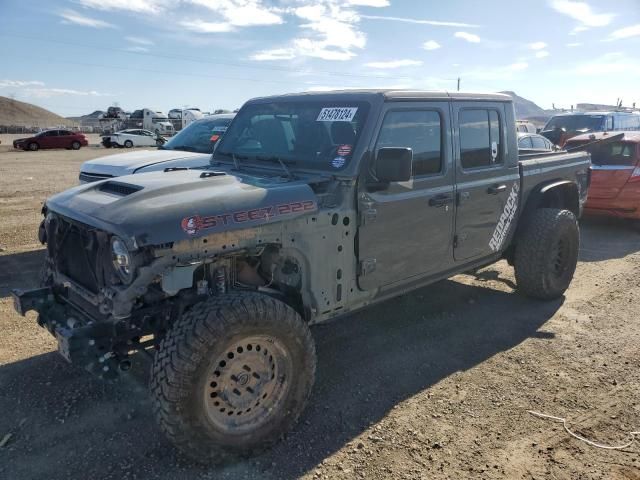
[588,142,638,199]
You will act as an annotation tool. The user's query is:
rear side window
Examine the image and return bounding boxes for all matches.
[376,110,442,177]
[591,142,637,166]
[531,136,547,149]
[459,109,502,169]
[518,136,533,148]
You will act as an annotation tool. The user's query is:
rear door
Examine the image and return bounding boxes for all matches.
[58,130,73,148]
[452,103,520,261]
[40,130,58,148]
[357,102,456,289]
[588,141,639,199]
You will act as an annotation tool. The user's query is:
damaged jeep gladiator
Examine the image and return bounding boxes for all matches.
[13,90,590,462]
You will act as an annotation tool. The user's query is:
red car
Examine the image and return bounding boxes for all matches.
[13,129,89,151]
[565,132,640,222]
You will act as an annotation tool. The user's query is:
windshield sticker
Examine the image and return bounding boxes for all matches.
[317,107,358,122]
[331,156,346,168]
[489,182,520,252]
[337,144,352,156]
[181,200,317,236]
[211,126,228,133]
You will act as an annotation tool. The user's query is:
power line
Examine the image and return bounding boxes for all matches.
[0,32,422,82]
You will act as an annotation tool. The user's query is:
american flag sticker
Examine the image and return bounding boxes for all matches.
[337,144,352,156]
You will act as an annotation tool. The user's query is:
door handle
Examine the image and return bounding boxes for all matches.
[487,184,507,195]
[428,194,454,207]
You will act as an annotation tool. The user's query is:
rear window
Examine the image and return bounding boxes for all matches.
[589,142,637,166]
[545,115,605,132]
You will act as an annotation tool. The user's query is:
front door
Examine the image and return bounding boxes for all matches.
[452,103,520,261]
[358,103,455,290]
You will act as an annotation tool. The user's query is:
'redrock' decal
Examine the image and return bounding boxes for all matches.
[489,182,520,252]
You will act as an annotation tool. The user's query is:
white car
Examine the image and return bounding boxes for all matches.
[105,129,163,148]
[80,114,235,182]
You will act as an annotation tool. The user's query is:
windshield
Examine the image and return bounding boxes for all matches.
[213,101,370,171]
[162,117,233,154]
[544,114,606,132]
[591,142,637,166]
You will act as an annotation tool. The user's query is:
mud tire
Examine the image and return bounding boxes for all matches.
[514,208,579,300]
[150,292,316,463]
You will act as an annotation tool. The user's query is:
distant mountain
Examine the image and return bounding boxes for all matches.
[0,96,77,128]
[499,91,548,120]
[67,110,106,126]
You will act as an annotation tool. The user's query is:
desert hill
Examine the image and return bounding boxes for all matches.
[0,96,77,128]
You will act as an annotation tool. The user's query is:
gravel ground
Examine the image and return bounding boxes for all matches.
[0,140,639,480]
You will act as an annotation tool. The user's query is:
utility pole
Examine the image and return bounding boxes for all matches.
[457,77,460,92]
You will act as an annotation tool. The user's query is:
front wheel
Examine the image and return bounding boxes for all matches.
[150,293,316,463]
[514,208,579,299]
[28,142,39,151]
[71,141,81,150]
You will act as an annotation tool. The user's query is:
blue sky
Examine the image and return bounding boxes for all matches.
[1,0,639,117]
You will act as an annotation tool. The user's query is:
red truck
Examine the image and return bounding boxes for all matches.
[565,132,640,223]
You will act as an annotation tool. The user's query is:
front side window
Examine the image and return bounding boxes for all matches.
[214,101,370,171]
[459,109,502,169]
[375,110,442,177]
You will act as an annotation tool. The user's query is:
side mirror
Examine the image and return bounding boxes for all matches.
[375,147,413,183]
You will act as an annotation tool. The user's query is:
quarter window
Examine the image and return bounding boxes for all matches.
[518,136,533,149]
[459,109,502,169]
[376,110,442,177]
[531,136,547,149]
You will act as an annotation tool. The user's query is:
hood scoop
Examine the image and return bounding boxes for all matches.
[99,181,143,196]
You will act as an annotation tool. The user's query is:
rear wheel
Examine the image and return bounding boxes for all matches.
[28,142,39,151]
[124,140,133,148]
[514,208,579,299]
[71,141,81,150]
[150,292,316,463]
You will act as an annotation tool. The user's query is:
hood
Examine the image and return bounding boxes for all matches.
[46,168,319,247]
[80,150,209,177]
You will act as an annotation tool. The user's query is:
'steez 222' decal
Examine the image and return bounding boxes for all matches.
[488,182,520,252]
[181,200,316,236]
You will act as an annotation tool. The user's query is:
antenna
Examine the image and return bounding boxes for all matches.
[457,77,460,92]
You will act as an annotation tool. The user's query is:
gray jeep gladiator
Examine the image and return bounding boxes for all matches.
[13,90,590,462]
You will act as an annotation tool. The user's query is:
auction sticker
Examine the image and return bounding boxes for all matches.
[317,107,358,122]
[331,156,346,168]
[337,144,352,156]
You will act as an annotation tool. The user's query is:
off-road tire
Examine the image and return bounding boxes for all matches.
[514,208,579,299]
[124,140,133,148]
[150,292,316,463]
[28,142,39,151]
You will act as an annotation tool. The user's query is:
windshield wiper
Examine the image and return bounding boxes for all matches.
[255,156,296,179]
[215,151,248,170]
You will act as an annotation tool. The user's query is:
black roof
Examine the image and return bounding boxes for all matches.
[247,89,512,104]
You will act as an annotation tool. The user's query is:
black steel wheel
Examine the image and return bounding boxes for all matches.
[150,292,316,463]
[514,208,579,299]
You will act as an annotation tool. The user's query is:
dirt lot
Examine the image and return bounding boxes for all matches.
[0,137,639,480]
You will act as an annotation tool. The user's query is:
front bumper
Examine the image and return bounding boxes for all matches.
[12,287,121,378]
